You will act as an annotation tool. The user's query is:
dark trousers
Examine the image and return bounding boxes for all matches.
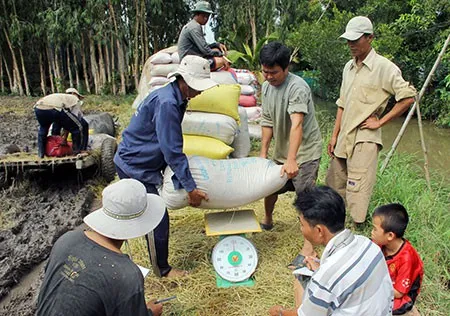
[34,108,87,157]
[115,165,172,276]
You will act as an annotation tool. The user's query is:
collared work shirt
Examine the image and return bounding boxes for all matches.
[34,93,82,112]
[114,82,196,192]
[298,229,394,315]
[334,49,417,158]
[261,73,322,165]
[178,19,220,61]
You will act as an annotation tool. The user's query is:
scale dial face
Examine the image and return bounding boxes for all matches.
[211,235,258,282]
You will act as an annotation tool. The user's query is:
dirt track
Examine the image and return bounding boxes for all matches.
[0,97,98,314]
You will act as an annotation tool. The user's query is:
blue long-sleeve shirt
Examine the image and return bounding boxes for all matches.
[114,82,196,192]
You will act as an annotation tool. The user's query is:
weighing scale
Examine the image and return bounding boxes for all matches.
[205,209,262,288]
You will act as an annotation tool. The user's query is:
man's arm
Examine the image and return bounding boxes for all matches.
[190,25,221,57]
[327,107,344,157]
[281,113,304,179]
[260,126,273,159]
[360,97,414,130]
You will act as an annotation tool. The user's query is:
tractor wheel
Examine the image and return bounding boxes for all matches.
[100,137,117,183]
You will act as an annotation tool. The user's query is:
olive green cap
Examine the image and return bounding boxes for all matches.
[191,1,214,14]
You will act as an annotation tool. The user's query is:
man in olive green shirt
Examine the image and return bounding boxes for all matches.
[259,42,322,257]
[326,16,416,224]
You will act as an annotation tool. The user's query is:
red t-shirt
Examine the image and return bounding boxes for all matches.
[384,240,424,314]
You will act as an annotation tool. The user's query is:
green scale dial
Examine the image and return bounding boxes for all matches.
[211,235,258,282]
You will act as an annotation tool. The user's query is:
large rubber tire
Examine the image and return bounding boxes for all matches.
[100,137,117,183]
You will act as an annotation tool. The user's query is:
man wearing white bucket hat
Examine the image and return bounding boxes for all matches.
[326,16,416,225]
[37,179,166,316]
[114,55,217,278]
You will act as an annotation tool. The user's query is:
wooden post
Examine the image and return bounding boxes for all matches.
[380,34,450,181]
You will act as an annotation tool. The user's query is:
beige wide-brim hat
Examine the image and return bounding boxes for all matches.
[65,87,85,99]
[84,179,166,240]
[168,55,218,92]
[340,16,373,41]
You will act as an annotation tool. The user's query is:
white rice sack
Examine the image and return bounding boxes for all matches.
[171,52,180,64]
[149,76,170,87]
[150,64,179,77]
[236,72,256,85]
[230,106,251,158]
[240,84,255,95]
[211,71,238,85]
[244,106,262,122]
[248,123,262,140]
[150,52,172,64]
[161,156,288,209]
[182,112,238,145]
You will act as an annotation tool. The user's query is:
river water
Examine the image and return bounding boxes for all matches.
[314,98,450,181]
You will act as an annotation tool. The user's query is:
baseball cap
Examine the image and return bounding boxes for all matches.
[340,16,373,41]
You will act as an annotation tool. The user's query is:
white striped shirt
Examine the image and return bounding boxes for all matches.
[298,229,394,316]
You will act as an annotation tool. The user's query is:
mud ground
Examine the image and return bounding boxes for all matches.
[0,97,101,315]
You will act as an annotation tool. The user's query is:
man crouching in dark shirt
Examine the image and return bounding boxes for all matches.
[36,179,166,316]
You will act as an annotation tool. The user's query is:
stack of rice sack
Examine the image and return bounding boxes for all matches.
[132,46,179,109]
[182,81,241,159]
[234,69,263,140]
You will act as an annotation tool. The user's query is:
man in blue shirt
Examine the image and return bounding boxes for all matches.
[114,55,217,278]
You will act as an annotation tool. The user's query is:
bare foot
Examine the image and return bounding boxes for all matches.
[164,268,189,278]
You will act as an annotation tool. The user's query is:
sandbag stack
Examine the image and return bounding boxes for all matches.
[182,83,241,159]
[132,46,179,109]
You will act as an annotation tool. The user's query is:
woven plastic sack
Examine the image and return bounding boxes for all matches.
[171,52,180,64]
[240,84,255,95]
[211,71,238,85]
[239,94,257,107]
[161,156,288,209]
[183,135,234,159]
[182,112,238,145]
[150,63,179,77]
[243,106,262,121]
[230,106,251,158]
[188,84,241,122]
[150,52,172,64]
[149,76,170,87]
[45,136,73,157]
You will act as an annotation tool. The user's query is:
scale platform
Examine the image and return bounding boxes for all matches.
[205,209,261,288]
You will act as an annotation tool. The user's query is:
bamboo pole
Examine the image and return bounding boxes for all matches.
[415,98,432,190]
[380,34,450,183]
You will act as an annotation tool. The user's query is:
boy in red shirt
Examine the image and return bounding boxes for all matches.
[371,203,424,315]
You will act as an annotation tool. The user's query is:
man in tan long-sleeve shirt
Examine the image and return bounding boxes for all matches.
[326,16,416,224]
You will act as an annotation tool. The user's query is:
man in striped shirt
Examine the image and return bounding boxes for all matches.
[269,186,393,315]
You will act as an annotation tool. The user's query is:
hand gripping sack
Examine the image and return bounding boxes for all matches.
[161,156,288,209]
[188,84,241,123]
[182,112,238,145]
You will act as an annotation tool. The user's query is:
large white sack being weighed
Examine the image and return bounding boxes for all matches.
[230,106,251,158]
[182,112,238,145]
[161,156,288,209]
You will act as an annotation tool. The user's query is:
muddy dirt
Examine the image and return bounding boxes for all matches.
[0,97,100,315]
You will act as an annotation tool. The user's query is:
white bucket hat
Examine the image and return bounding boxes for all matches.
[167,55,218,91]
[340,16,373,41]
[65,87,85,99]
[84,179,166,240]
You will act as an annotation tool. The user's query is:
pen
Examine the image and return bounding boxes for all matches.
[155,295,177,304]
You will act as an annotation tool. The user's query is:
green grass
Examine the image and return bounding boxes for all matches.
[2,96,448,314]
[125,109,449,315]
